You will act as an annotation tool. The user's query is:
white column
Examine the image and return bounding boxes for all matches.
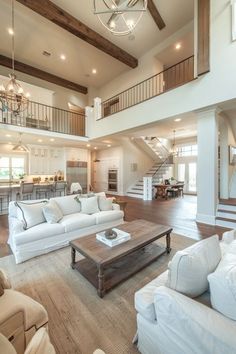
[143,177,153,201]
[219,116,229,199]
[85,106,93,138]
[94,97,102,121]
[196,108,219,225]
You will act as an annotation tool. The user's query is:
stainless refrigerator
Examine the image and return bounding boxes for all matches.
[66,161,87,192]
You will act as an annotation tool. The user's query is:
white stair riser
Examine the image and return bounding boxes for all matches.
[215,219,236,228]
[218,204,236,212]
[217,211,236,220]
[126,193,143,199]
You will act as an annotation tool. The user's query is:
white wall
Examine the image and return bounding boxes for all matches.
[0,66,88,110]
[93,139,153,195]
[98,21,193,102]
[89,0,236,139]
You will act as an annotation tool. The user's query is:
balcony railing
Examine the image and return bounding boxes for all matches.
[101,55,194,118]
[0,100,86,137]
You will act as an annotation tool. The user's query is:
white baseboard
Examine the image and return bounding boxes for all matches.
[196,213,216,225]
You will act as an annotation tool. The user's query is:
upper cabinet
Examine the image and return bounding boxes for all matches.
[29,145,64,175]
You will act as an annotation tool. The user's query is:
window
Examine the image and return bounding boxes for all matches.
[177,145,198,157]
[0,156,25,180]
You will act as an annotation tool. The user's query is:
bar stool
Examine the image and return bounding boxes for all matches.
[51,181,67,197]
[17,182,34,200]
[0,191,11,213]
[36,185,50,199]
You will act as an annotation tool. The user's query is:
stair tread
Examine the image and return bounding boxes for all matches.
[219,199,236,206]
[216,216,236,222]
[218,209,236,215]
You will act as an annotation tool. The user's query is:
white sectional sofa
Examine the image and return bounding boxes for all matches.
[135,232,236,354]
[8,193,124,264]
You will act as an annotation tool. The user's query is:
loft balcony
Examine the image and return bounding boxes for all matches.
[100,56,194,119]
[0,100,86,137]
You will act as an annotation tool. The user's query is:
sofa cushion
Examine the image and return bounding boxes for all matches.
[135,271,168,322]
[59,213,96,232]
[51,194,81,215]
[94,210,124,225]
[98,196,113,211]
[14,223,65,246]
[15,201,47,229]
[78,196,100,214]
[166,235,221,297]
[42,200,63,224]
[208,253,236,320]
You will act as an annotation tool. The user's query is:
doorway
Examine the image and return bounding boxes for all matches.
[177,162,197,194]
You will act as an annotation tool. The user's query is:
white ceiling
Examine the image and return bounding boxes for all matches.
[0,0,194,89]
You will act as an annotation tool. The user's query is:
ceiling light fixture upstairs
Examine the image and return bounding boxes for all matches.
[8,28,14,36]
[174,118,182,122]
[92,69,97,74]
[0,0,29,113]
[175,43,182,50]
[12,133,29,152]
[93,0,147,36]
[60,54,66,61]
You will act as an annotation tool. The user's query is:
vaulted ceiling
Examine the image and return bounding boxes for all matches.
[0,0,194,90]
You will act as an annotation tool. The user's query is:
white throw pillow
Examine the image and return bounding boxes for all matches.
[79,196,100,214]
[15,201,47,229]
[98,196,113,211]
[208,253,236,320]
[42,200,63,224]
[167,235,221,297]
[51,194,81,215]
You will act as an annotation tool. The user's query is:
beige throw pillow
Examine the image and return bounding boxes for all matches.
[98,196,113,211]
[42,200,63,224]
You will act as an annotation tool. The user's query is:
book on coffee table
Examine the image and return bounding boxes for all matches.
[96,228,131,247]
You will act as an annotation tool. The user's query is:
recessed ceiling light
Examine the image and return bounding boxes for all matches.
[175,43,182,50]
[107,144,111,147]
[174,118,182,122]
[6,134,11,137]
[94,147,97,150]
[8,28,14,36]
[87,144,91,147]
[92,69,97,74]
[38,139,42,143]
[50,138,55,142]
[60,54,66,61]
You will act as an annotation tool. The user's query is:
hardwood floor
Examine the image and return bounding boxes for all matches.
[0,195,228,259]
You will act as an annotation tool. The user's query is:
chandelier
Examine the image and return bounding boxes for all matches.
[0,0,29,114]
[93,0,147,36]
[12,133,29,152]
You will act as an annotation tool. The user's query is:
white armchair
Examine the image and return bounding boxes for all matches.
[0,269,48,354]
[135,233,236,354]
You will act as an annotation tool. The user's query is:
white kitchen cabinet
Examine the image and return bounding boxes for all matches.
[29,146,64,175]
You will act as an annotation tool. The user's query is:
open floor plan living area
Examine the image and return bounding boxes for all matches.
[1,0,236,353]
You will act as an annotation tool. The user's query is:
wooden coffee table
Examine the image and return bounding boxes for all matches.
[70,219,172,298]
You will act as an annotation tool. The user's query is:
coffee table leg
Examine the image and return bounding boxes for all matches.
[71,247,76,269]
[98,265,105,298]
[166,232,171,254]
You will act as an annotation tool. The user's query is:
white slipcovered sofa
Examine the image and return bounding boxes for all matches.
[8,193,124,264]
[135,231,236,354]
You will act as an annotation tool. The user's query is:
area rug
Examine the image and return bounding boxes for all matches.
[0,234,195,354]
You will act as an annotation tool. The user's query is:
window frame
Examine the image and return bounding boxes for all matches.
[0,154,27,181]
[232,0,236,41]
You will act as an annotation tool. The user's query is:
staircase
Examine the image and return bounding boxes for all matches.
[216,199,236,228]
[127,159,173,199]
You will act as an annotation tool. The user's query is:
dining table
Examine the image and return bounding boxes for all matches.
[154,183,184,199]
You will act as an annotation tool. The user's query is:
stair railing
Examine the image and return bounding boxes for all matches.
[151,153,173,182]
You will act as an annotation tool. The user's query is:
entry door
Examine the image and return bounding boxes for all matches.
[177,162,197,194]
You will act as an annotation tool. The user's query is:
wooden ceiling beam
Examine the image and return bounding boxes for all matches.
[16,0,138,69]
[147,0,166,30]
[0,55,88,94]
